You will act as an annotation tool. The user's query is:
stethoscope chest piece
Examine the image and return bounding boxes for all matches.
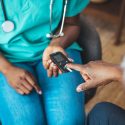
[2,20,15,33]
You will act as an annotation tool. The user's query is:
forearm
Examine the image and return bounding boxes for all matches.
[50,15,80,48]
[0,54,12,74]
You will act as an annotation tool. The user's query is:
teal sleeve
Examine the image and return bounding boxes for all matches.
[66,0,90,17]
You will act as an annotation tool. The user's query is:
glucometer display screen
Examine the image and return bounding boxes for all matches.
[50,52,72,73]
[53,54,65,63]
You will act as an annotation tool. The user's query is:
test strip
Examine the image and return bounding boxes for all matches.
[66,66,72,72]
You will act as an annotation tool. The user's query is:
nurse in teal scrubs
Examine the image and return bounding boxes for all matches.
[0,0,89,125]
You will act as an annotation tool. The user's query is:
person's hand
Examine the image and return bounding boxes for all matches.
[4,65,42,95]
[67,61,122,92]
[42,45,67,77]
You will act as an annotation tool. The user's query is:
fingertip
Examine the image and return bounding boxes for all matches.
[66,63,72,68]
[47,71,52,78]
[68,58,74,62]
[45,65,49,70]
[19,92,25,95]
[36,88,42,95]
[34,85,42,94]
[48,74,52,77]
[38,91,42,95]
[76,86,83,92]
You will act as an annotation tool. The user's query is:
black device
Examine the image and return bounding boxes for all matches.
[50,52,72,73]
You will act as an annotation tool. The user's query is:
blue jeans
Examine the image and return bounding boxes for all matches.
[88,102,125,125]
[0,50,85,125]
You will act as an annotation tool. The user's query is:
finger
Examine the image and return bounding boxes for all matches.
[47,70,53,77]
[76,80,96,92]
[46,59,52,69]
[67,64,92,79]
[68,58,74,62]
[47,63,53,77]
[43,58,51,69]
[21,80,33,91]
[25,73,42,94]
[43,59,48,69]
[66,63,84,72]
[52,64,58,77]
[42,52,50,69]
[19,84,31,94]
[33,84,42,95]
[76,83,88,92]
[16,88,25,95]
[81,74,90,81]
[59,69,62,74]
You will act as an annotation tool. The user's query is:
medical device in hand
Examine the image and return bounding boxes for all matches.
[50,52,72,73]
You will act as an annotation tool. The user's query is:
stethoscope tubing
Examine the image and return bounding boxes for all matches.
[59,0,67,35]
[47,0,68,38]
[0,0,68,37]
[0,0,7,21]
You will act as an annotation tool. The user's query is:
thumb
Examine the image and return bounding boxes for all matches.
[76,80,96,92]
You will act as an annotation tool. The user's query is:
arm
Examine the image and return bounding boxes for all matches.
[43,15,81,77]
[50,14,80,48]
[0,54,12,74]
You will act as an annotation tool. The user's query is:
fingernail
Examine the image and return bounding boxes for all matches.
[68,58,74,62]
[38,91,42,95]
[70,59,74,62]
[76,86,83,92]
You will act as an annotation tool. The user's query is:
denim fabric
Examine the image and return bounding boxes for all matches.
[87,102,125,125]
[0,49,85,125]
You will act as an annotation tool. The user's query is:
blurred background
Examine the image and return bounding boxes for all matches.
[82,0,125,113]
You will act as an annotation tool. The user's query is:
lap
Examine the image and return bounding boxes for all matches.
[0,63,46,125]
[35,49,85,125]
[0,49,85,125]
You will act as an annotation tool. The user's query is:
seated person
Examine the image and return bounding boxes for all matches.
[0,0,90,125]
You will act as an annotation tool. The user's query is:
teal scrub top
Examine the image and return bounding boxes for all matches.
[0,0,90,62]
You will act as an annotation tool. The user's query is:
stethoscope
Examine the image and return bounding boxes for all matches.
[46,0,68,38]
[0,0,68,39]
[0,0,15,33]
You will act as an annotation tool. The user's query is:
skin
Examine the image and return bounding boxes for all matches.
[0,54,42,95]
[42,15,80,77]
[67,61,123,92]
[0,15,80,95]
